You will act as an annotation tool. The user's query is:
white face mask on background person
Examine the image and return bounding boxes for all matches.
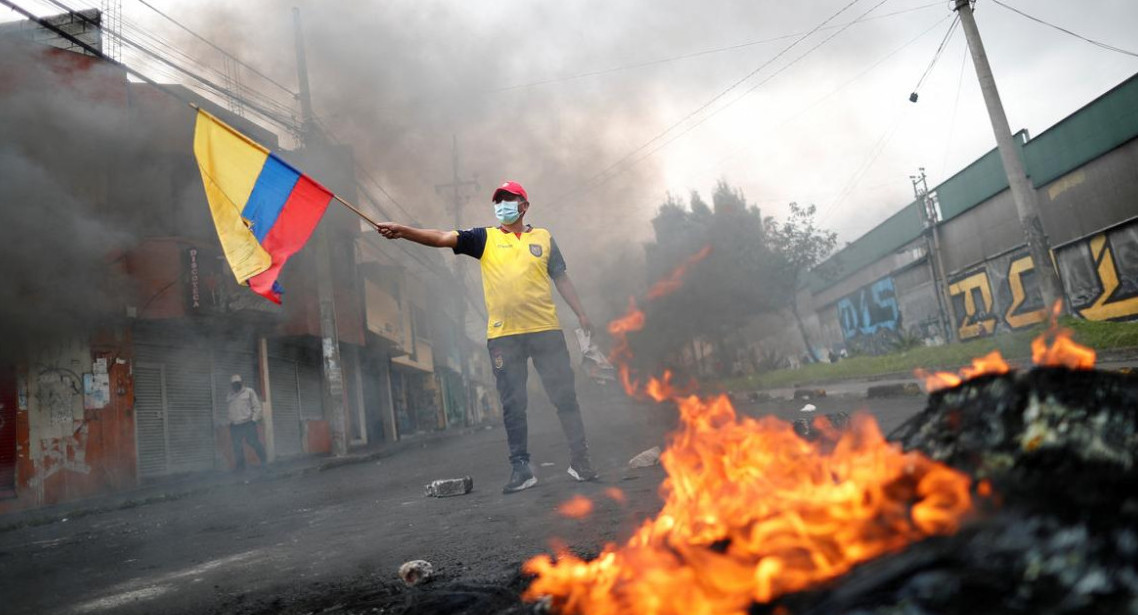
[495,200,521,224]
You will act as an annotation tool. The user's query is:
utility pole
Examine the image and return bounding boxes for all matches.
[294,7,349,456]
[954,0,1065,311]
[435,135,479,423]
[911,168,956,343]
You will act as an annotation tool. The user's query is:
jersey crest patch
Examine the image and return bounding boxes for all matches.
[529,244,542,257]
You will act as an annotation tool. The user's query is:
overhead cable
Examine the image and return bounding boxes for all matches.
[991,0,1138,59]
[490,1,944,94]
[908,13,959,102]
[549,0,879,207]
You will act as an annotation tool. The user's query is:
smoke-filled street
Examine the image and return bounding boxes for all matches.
[0,385,924,615]
[4,1,1138,613]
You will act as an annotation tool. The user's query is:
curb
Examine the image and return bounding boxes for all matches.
[738,346,1138,393]
[866,383,923,399]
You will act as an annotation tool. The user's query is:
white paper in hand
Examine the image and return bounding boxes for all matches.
[575,328,616,383]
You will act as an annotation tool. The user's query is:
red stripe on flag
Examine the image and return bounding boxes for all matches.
[248,175,333,303]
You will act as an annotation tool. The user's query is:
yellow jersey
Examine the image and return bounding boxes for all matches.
[453,226,566,339]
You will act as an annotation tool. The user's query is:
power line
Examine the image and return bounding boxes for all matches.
[549,0,880,207]
[694,11,952,179]
[938,39,969,180]
[820,101,911,222]
[309,113,422,225]
[5,0,486,320]
[558,0,907,205]
[133,0,299,96]
[489,1,944,94]
[42,0,297,121]
[909,13,959,100]
[991,0,1138,59]
[632,0,901,171]
[0,0,200,105]
[38,0,300,131]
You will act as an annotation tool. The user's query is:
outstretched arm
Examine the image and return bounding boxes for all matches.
[554,273,593,334]
[376,223,458,248]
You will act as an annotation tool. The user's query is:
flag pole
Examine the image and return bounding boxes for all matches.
[189,103,382,230]
[332,194,381,230]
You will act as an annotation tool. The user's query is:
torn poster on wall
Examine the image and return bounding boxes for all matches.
[83,373,109,410]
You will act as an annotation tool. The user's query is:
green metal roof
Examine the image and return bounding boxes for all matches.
[935,131,1026,222]
[807,200,924,293]
[809,71,1138,290]
[1024,73,1138,187]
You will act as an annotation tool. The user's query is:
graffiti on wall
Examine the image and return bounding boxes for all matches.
[33,423,92,488]
[836,277,902,355]
[1057,224,1138,321]
[949,221,1138,339]
[949,250,1048,340]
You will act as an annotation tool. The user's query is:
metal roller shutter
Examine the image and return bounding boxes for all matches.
[133,364,168,479]
[298,360,323,421]
[268,358,302,457]
[162,351,214,474]
[133,325,216,477]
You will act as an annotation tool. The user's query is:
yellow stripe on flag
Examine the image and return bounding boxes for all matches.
[192,109,272,283]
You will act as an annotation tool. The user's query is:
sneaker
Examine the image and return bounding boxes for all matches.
[502,462,538,494]
[568,456,599,482]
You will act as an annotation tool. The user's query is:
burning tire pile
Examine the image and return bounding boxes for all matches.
[777,365,1138,615]
[516,316,1138,614]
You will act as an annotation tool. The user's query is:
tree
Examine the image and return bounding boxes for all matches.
[636,181,779,376]
[764,202,838,363]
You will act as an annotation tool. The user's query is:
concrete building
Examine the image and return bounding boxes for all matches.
[0,15,495,513]
[800,71,1138,357]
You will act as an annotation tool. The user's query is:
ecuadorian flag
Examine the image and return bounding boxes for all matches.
[192,108,332,304]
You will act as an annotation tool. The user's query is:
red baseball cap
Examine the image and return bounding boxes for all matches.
[492,180,528,202]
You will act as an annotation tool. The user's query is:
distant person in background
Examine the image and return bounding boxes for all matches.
[227,374,267,472]
[829,349,839,364]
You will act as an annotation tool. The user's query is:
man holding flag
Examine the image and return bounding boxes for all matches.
[376,181,599,494]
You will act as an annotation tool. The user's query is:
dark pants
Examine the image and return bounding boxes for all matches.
[488,329,588,465]
[230,421,267,470]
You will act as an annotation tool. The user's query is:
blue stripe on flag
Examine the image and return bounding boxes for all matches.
[243,154,300,242]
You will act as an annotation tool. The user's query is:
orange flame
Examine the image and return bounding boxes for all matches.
[916,302,1095,392]
[557,495,595,519]
[606,246,710,400]
[524,400,974,614]
[646,245,712,300]
[526,243,978,613]
[1032,302,1095,369]
[915,350,1011,393]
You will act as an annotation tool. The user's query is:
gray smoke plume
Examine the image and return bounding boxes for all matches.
[0,40,215,357]
[157,1,859,326]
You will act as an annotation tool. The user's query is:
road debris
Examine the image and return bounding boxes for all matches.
[866,382,922,398]
[424,476,474,498]
[398,560,434,586]
[628,446,661,468]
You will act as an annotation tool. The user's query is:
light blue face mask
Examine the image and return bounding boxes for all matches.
[494,201,521,224]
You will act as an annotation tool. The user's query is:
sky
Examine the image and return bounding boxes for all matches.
[4,0,1137,258]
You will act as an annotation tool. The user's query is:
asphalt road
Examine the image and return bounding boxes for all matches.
[0,382,926,615]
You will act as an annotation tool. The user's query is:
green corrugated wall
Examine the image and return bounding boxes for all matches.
[811,71,1138,290]
[1024,74,1138,188]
